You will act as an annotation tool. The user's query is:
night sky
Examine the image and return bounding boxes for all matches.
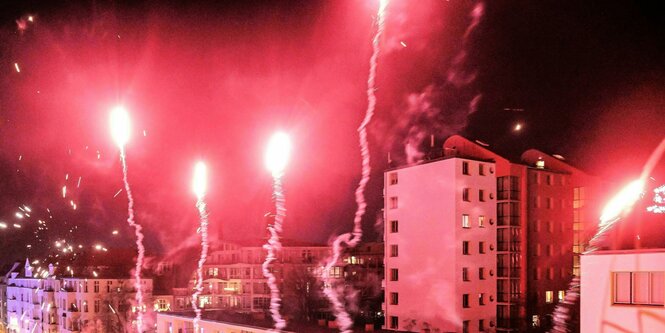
[0,1,663,266]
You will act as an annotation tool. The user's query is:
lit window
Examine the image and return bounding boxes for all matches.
[462,294,470,308]
[462,162,469,175]
[390,269,398,281]
[462,241,470,255]
[390,220,398,233]
[389,197,398,209]
[390,245,398,257]
[389,172,398,185]
[478,215,485,227]
[462,214,470,228]
[558,290,565,302]
[545,291,554,303]
[463,188,470,202]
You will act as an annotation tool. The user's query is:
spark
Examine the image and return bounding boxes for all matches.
[112,230,119,235]
[323,2,388,332]
[113,189,123,198]
[514,123,523,131]
[15,212,24,219]
[94,244,102,250]
[65,173,69,180]
[191,161,210,333]
[647,185,665,214]
[18,155,22,161]
[27,16,33,22]
[77,176,82,188]
[14,63,20,73]
[62,186,67,198]
[14,224,21,228]
[598,179,644,225]
[0,222,7,229]
[262,132,292,331]
[110,105,145,332]
[400,41,407,47]
[23,205,31,212]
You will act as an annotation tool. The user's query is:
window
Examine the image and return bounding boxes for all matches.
[547,174,553,185]
[390,316,398,329]
[83,301,88,313]
[479,164,485,175]
[390,220,398,233]
[558,290,565,302]
[479,293,485,305]
[390,269,398,281]
[478,215,485,227]
[479,267,485,280]
[462,161,469,175]
[479,189,485,202]
[94,281,99,293]
[462,241,470,255]
[479,242,486,254]
[389,197,398,209]
[462,294,470,308]
[545,291,554,303]
[535,244,541,256]
[534,268,541,280]
[614,271,665,305]
[107,281,112,292]
[390,292,399,305]
[463,321,469,333]
[548,221,554,233]
[547,244,553,256]
[94,300,100,313]
[534,196,540,208]
[573,187,586,208]
[463,188,470,202]
[462,267,469,281]
[462,214,470,228]
[547,198,553,209]
[84,282,88,293]
[548,267,554,280]
[389,172,398,185]
[479,319,485,332]
[390,244,398,257]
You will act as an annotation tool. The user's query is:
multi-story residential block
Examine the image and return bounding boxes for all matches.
[4,259,152,333]
[581,249,665,332]
[383,135,603,333]
[190,240,334,313]
[383,147,498,332]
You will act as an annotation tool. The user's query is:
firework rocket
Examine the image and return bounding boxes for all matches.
[549,137,665,333]
[322,1,388,332]
[262,132,291,331]
[110,106,145,332]
[191,161,209,333]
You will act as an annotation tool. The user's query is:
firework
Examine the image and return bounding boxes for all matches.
[191,161,210,333]
[110,105,145,332]
[322,1,388,332]
[262,132,292,331]
[647,184,665,213]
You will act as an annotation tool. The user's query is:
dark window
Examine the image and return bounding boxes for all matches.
[463,188,470,202]
[479,267,485,280]
[479,189,485,202]
[390,245,398,257]
[390,292,399,305]
[462,161,469,175]
[463,294,470,308]
[463,241,470,255]
[479,241,486,254]
[390,269,398,281]
[390,220,398,233]
[463,267,469,281]
[479,164,485,175]
[390,316,398,329]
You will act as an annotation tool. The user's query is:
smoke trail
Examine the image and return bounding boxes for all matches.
[119,148,145,332]
[262,175,287,331]
[549,137,665,333]
[192,199,209,333]
[322,1,388,332]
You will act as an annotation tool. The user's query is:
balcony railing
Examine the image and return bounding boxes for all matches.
[497,241,521,252]
[497,267,521,278]
[497,292,521,303]
[497,191,520,201]
[497,216,520,226]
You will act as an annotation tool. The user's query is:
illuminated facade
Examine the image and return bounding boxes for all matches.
[189,241,335,312]
[383,152,498,332]
[383,135,602,333]
[581,249,665,332]
[3,260,152,333]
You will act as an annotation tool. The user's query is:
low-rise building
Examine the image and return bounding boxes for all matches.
[581,249,665,332]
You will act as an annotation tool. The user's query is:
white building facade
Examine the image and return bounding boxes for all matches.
[581,249,665,332]
[384,157,498,332]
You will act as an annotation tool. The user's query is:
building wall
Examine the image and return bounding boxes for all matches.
[156,313,290,333]
[384,157,497,332]
[581,250,665,332]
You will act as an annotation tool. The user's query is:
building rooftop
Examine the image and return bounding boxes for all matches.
[585,248,665,255]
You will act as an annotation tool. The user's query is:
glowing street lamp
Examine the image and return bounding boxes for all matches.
[265,132,291,177]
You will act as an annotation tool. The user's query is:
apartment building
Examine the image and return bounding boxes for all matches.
[384,152,497,332]
[190,240,334,313]
[581,249,665,332]
[4,259,152,333]
[383,135,603,333]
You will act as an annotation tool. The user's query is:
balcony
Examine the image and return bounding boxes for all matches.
[497,216,520,226]
[497,292,521,303]
[497,241,521,252]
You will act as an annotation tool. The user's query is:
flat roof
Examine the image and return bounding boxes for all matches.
[584,248,665,255]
